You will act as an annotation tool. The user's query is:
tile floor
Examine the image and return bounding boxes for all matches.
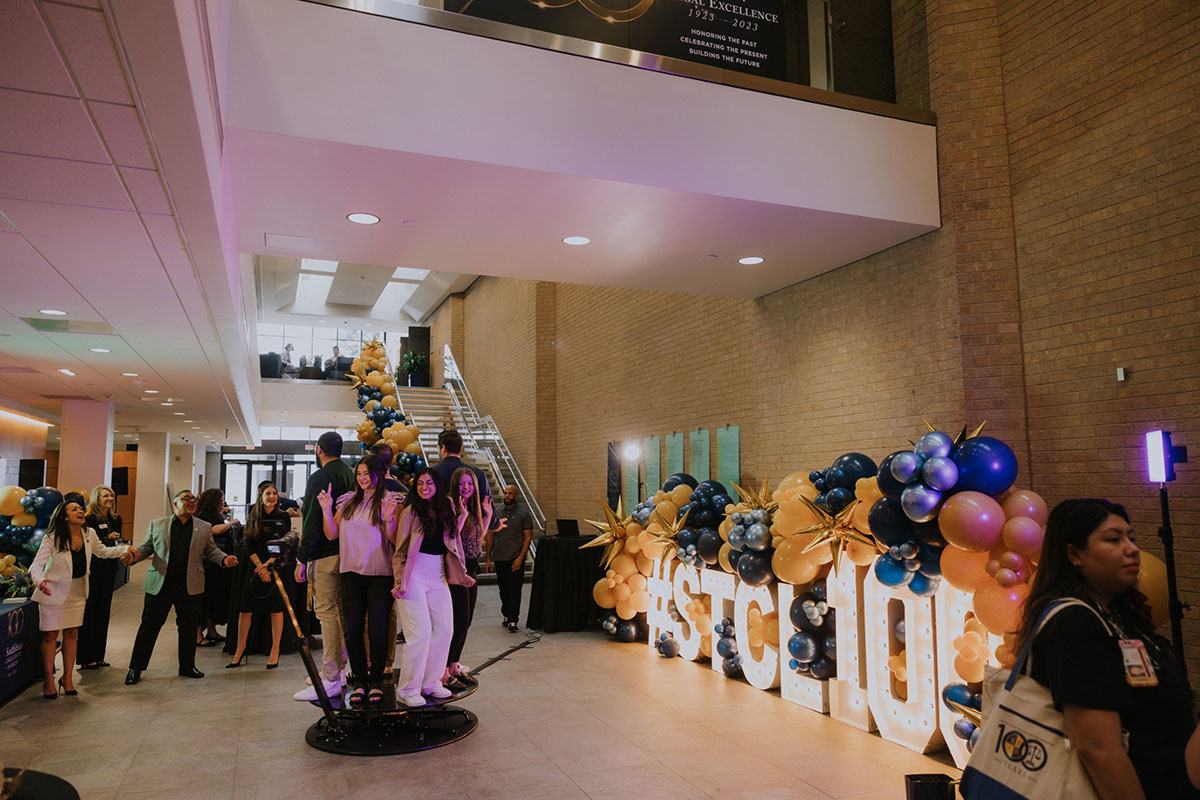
[2,564,958,799]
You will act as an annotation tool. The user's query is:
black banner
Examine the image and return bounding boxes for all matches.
[455,0,789,81]
[607,441,622,511]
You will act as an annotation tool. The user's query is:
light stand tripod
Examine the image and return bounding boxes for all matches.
[1147,430,1189,667]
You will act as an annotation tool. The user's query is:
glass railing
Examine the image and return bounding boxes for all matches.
[302,0,932,123]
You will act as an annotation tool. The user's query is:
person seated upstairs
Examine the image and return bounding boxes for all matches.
[324,346,342,373]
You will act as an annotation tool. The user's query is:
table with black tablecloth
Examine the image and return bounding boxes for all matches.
[0,599,40,705]
[3,767,80,800]
[525,535,604,633]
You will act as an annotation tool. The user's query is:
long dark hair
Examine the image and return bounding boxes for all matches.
[341,454,388,529]
[1016,498,1153,650]
[404,467,449,541]
[46,499,86,553]
[450,467,484,536]
[195,489,225,526]
[244,483,279,542]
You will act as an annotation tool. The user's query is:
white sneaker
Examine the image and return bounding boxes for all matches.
[424,684,452,699]
[293,678,341,701]
[398,692,425,707]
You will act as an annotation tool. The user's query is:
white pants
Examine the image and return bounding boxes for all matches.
[396,552,453,695]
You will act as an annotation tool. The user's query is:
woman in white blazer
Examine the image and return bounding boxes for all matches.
[31,493,128,698]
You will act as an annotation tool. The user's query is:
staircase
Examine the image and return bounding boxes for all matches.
[393,346,546,535]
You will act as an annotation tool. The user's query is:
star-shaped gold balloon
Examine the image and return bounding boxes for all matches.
[347,372,366,390]
[644,507,692,562]
[946,699,983,727]
[581,497,631,569]
[796,495,880,574]
[919,419,988,447]
[728,476,779,516]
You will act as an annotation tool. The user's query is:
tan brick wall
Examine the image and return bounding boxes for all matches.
[443,0,1200,680]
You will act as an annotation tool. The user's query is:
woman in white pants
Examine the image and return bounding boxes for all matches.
[392,468,475,707]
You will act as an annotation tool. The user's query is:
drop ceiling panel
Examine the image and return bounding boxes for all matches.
[0,153,132,209]
[1,201,148,243]
[140,212,183,251]
[88,102,155,169]
[0,89,107,162]
[0,0,77,97]
[119,167,171,215]
[41,3,133,105]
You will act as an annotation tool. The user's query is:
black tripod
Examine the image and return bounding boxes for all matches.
[1157,485,1189,668]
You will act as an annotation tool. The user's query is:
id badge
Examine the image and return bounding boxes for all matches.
[1118,639,1158,687]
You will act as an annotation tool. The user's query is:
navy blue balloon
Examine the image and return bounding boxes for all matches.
[788,632,819,663]
[709,494,733,513]
[876,451,910,500]
[789,594,823,633]
[942,683,975,712]
[662,473,698,492]
[716,636,738,658]
[825,487,854,513]
[736,550,774,586]
[953,436,1018,496]
[676,528,699,548]
[907,572,940,597]
[917,543,943,577]
[832,452,879,482]
[953,719,977,741]
[813,478,827,493]
[693,508,716,527]
[813,491,828,510]
[808,470,822,483]
[721,656,743,678]
[616,620,639,642]
[874,555,915,587]
[696,480,725,496]
[811,579,827,603]
[867,498,914,548]
[823,634,837,660]
[659,638,681,658]
[809,656,836,680]
[824,467,853,490]
[696,531,722,565]
[912,519,946,546]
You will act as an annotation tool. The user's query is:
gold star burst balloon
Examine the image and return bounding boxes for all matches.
[796,494,880,574]
[728,476,779,517]
[644,507,692,561]
[580,497,632,569]
[919,418,988,447]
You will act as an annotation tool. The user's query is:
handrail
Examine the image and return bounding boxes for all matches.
[442,345,547,533]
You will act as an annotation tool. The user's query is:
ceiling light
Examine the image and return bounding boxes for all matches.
[184,419,193,423]
[161,402,173,407]
[192,426,201,430]
[174,412,184,415]
[144,389,159,394]
[347,213,380,225]
[0,408,52,428]
[90,347,111,353]
[738,256,765,265]
[122,372,139,377]
[57,368,76,376]
[562,236,591,246]
[39,309,67,316]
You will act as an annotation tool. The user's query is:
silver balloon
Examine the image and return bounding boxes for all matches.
[901,484,943,523]
[744,523,771,551]
[890,451,925,484]
[914,431,954,460]
[921,455,959,491]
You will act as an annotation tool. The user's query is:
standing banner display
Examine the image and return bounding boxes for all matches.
[643,435,661,497]
[456,0,790,81]
[689,429,711,482]
[665,433,684,476]
[716,424,739,496]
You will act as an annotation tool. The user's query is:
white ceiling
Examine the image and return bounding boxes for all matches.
[0,0,940,448]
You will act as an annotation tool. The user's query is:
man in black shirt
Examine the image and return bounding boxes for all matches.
[122,490,237,685]
[430,429,491,500]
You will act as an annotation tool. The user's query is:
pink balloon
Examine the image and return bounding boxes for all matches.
[1001,516,1044,558]
[1002,490,1048,526]
[999,551,1027,572]
[939,491,1006,552]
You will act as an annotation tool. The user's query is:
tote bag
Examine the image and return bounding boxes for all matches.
[960,599,1119,800]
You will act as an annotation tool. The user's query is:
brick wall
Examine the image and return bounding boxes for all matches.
[431,0,1200,679]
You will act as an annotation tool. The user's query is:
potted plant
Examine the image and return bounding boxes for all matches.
[400,350,430,387]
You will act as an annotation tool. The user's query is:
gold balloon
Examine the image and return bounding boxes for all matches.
[593,578,617,608]
[366,371,384,388]
[403,442,422,455]
[12,511,36,528]
[845,540,879,566]
[636,553,654,576]
[669,484,692,507]
[611,554,637,578]
[630,590,651,614]
[364,399,378,412]
[613,583,632,602]
[699,635,712,657]
[718,543,735,573]
[771,536,822,585]
[653,501,679,525]
[380,395,398,408]
[0,486,25,516]
[615,600,636,620]
[623,534,643,555]
[627,574,647,592]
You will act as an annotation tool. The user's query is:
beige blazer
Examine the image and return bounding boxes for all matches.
[30,528,128,607]
[392,507,474,596]
[133,515,231,596]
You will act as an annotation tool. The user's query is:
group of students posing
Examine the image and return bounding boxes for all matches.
[295,429,527,707]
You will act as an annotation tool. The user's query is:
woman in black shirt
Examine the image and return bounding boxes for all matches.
[227,483,291,668]
[1017,498,1198,799]
[78,485,123,669]
[196,489,240,647]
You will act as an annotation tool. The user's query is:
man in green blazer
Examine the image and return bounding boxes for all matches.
[122,489,237,684]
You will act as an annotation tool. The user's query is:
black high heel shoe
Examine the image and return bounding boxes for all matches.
[57,677,77,696]
[42,682,58,700]
[226,653,247,669]
[266,659,279,670]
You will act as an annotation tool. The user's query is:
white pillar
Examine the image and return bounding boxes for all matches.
[57,400,115,496]
[133,432,170,538]
[168,444,200,498]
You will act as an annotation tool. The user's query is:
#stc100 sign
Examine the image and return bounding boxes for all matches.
[645,554,995,765]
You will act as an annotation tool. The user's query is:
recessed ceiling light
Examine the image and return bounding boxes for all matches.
[161,402,173,407]
[144,389,159,394]
[184,419,193,422]
[89,347,111,353]
[173,412,184,416]
[738,256,765,265]
[122,372,139,377]
[562,236,590,246]
[347,213,380,225]
[192,426,201,430]
[40,309,67,316]
[57,368,76,376]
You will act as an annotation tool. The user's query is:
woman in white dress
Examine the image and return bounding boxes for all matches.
[31,493,128,698]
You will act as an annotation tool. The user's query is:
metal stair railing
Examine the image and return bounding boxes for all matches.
[441,345,547,534]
